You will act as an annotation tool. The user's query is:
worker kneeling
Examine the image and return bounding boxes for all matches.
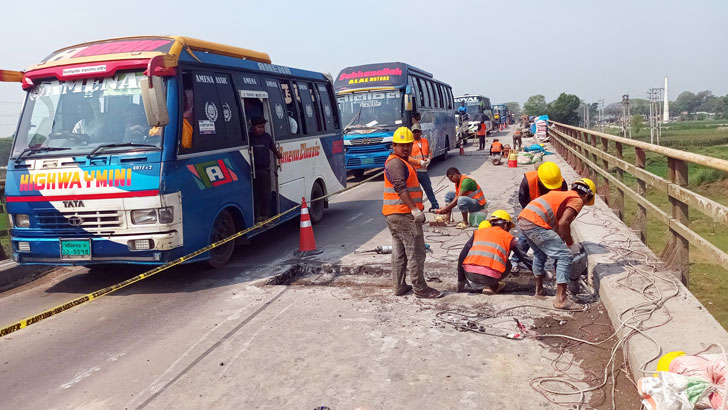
[490,139,503,165]
[457,211,532,295]
[517,178,596,309]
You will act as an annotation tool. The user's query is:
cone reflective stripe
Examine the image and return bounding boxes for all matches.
[294,197,323,256]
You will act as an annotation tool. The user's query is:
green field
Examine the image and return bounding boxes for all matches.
[594,122,728,327]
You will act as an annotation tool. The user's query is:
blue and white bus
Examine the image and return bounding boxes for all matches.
[334,62,456,176]
[1,36,346,267]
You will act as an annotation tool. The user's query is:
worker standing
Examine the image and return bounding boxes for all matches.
[477,121,487,150]
[457,211,532,294]
[408,124,439,211]
[436,167,487,229]
[518,178,596,309]
[383,127,444,299]
[511,162,568,268]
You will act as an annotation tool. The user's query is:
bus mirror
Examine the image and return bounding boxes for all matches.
[404,94,413,112]
[140,76,170,127]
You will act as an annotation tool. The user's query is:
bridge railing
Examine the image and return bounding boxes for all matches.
[549,121,728,287]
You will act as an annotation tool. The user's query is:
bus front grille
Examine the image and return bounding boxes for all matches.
[347,156,388,168]
[37,210,123,233]
[349,137,384,145]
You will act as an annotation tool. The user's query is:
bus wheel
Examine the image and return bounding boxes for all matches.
[309,182,325,224]
[438,137,450,161]
[207,210,235,268]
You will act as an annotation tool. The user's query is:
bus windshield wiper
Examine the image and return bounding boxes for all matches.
[343,105,364,133]
[87,143,158,158]
[14,147,71,163]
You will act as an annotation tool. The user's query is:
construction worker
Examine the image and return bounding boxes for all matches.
[489,139,503,156]
[518,178,596,309]
[457,211,532,294]
[477,120,487,150]
[435,167,487,229]
[408,124,439,211]
[512,161,568,267]
[383,127,444,299]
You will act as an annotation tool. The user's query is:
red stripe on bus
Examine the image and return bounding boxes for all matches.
[6,190,160,202]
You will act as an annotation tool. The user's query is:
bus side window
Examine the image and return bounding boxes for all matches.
[182,70,229,153]
[214,73,244,147]
[294,81,319,134]
[426,81,436,108]
[279,81,302,136]
[291,82,308,135]
[416,77,429,108]
[260,77,289,138]
[429,81,439,108]
[445,87,453,110]
[317,83,335,131]
[308,82,324,132]
[408,77,420,112]
[436,84,444,109]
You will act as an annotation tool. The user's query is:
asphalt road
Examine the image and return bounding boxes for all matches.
[0,129,555,410]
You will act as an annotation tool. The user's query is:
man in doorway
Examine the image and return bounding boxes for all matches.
[435,167,487,229]
[250,116,282,223]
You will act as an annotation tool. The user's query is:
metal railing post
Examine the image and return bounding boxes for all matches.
[666,157,690,285]
[633,147,647,242]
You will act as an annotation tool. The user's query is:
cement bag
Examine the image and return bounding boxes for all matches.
[530,152,544,164]
[637,372,712,410]
[517,152,533,165]
[670,354,727,409]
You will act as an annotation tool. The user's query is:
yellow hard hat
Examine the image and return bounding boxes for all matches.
[653,351,685,376]
[489,210,512,223]
[392,127,414,144]
[537,162,563,190]
[573,177,596,206]
[478,221,492,229]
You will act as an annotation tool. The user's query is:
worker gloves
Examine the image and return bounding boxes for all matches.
[414,210,426,224]
[421,159,430,169]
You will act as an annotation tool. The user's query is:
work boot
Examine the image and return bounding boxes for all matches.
[415,287,445,299]
[394,284,413,296]
[457,280,467,292]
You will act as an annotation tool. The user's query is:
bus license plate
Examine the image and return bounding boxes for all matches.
[60,240,91,260]
[361,157,374,165]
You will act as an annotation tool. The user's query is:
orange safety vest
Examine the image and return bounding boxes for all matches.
[525,171,566,201]
[477,123,487,136]
[409,137,430,170]
[456,174,487,206]
[491,141,503,152]
[519,190,581,230]
[463,227,514,275]
[383,155,424,215]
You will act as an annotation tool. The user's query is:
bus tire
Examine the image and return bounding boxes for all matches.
[309,182,325,224]
[438,137,450,161]
[207,209,236,268]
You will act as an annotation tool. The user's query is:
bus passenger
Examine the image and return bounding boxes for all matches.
[250,116,282,223]
[72,99,103,139]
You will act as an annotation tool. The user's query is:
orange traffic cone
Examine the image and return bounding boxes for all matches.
[459,140,465,155]
[294,197,323,257]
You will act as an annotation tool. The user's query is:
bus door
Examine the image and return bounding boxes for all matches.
[234,73,280,223]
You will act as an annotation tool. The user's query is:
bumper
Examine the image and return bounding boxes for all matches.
[12,231,184,265]
[345,151,390,170]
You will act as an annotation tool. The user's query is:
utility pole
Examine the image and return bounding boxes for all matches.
[598,99,605,132]
[621,94,631,139]
[648,88,664,145]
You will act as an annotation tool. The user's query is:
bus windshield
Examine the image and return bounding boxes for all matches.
[466,102,484,114]
[12,71,162,158]
[337,90,402,131]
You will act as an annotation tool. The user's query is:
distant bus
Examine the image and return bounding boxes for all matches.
[493,104,509,126]
[1,36,345,267]
[454,94,493,138]
[334,62,456,175]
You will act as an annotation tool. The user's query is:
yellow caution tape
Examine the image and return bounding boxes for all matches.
[0,170,384,338]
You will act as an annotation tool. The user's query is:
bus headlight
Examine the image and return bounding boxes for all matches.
[131,209,157,225]
[14,214,30,227]
[158,207,174,224]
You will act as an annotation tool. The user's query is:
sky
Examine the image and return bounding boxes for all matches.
[0,0,726,136]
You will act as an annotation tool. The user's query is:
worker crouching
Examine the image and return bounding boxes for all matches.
[517,178,596,309]
[457,211,532,295]
[383,127,444,299]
